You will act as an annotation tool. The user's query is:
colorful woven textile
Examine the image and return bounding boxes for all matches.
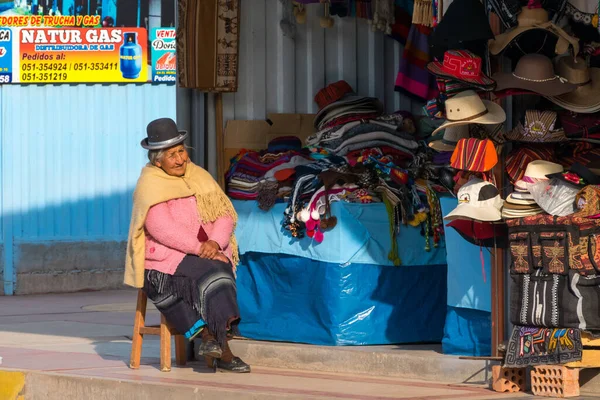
[505,146,557,184]
[504,326,583,368]
[394,23,438,100]
[450,138,498,173]
[177,0,239,91]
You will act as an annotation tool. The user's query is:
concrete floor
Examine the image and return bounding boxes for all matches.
[0,290,598,400]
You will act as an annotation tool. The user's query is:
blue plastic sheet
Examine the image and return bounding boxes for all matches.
[237,252,447,346]
[232,200,446,267]
[439,196,492,356]
[439,196,492,312]
[442,306,491,356]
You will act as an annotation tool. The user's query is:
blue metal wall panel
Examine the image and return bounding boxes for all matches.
[1,84,176,242]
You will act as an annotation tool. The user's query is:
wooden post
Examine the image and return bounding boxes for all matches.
[215,93,225,189]
[488,11,506,358]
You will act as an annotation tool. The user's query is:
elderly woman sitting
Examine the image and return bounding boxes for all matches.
[124,118,250,373]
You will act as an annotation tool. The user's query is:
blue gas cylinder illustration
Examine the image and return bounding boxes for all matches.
[119,32,142,79]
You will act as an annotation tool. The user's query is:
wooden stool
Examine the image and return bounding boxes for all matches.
[130,289,187,372]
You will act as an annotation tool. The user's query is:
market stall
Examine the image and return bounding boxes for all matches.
[223,112,450,345]
[415,0,600,396]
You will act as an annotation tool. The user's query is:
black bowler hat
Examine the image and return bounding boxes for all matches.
[141,118,188,150]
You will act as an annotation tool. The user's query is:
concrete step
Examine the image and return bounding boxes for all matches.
[228,339,600,395]
[2,366,517,400]
[227,339,493,384]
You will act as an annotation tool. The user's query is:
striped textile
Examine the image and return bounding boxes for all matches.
[505,146,557,184]
[353,0,374,19]
[450,138,498,172]
[394,23,438,100]
[388,5,412,45]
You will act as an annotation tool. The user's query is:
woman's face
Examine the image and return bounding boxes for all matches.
[156,144,189,176]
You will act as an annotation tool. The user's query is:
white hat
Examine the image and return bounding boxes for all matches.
[433,90,506,135]
[515,160,563,188]
[444,178,504,222]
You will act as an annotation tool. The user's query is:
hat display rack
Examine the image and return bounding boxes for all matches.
[425,0,600,387]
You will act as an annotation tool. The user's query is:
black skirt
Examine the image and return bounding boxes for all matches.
[144,255,240,345]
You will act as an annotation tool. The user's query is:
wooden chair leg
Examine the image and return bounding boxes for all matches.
[205,356,216,369]
[160,314,172,372]
[175,335,187,367]
[129,289,147,369]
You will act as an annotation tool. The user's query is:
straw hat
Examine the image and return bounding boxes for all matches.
[546,57,600,113]
[432,90,506,135]
[515,160,563,188]
[429,125,471,152]
[493,54,577,96]
[489,7,579,57]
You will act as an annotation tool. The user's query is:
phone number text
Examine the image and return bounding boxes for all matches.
[21,72,68,82]
[21,62,119,72]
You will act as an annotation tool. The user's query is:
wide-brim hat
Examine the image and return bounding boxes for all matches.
[546,58,600,113]
[426,50,496,90]
[489,8,579,57]
[444,203,503,222]
[506,193,536,205]
[444,178,504,222]
[314,94,383,129]
[493,54,577,97]
[502,207,543,219]
[446,219,508,248]
[521,160,564,182]
[432,90,506,135]
[504,110,567,143]
[429,125,471,152]
[141,118,188,150]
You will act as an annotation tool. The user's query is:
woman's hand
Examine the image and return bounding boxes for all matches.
[213,253,229,264]
[198,240,220,259]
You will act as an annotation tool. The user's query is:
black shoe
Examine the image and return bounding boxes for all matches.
[215,357,251,373]
[197,339,222,359]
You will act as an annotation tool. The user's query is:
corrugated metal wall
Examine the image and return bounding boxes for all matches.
[1,84,176,294]
[206,2,416,174]
[2,84,176,240]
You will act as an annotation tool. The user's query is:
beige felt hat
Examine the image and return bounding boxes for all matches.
[546,57,600,113]
[493,54,577,96]
[429,125,471,152]
[432,90,506,135]
[489,7,579,57]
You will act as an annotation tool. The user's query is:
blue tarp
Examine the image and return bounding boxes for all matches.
[232,200,448,345]
[442,306,491,356]
[439,196,492,356]
[233,200,447,267]
[236,252,447,346]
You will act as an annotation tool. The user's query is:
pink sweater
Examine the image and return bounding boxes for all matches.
[144,196,235,275]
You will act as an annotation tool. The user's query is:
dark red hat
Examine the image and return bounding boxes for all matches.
[314,80,354,110]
